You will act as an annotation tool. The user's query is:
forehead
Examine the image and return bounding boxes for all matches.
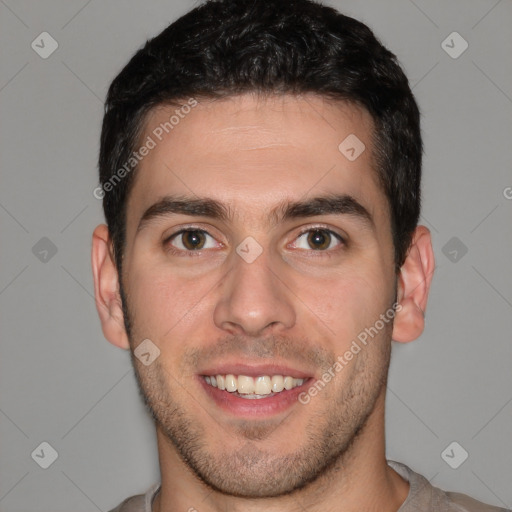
[126,93,387,231]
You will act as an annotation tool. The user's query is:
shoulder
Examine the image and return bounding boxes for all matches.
[107,494,144,512]
[444,490,510,512]
[107,484,160,512]
[388,460,510,512]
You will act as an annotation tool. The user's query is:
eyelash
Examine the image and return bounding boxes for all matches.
[163,225,346,257]
[163,226,219,257]
[292,226,345,256]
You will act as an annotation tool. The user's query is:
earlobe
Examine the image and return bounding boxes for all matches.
[392,226,435,343]
[91,224,130,350]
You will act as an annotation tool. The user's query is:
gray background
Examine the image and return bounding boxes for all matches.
[1,0,511,510]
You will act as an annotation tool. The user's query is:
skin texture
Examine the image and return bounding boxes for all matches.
[92,93,435,512]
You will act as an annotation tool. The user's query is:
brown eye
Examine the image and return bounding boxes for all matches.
[307,230,332,250]
[169,230,213,251]
[182,230,206,250]
[293,229,343,251]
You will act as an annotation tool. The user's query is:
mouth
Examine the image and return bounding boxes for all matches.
[204,374,306,399]
[198,365,313,418]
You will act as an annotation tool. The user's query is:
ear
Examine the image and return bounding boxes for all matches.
[91,224,130,350]
[392,225,435,343]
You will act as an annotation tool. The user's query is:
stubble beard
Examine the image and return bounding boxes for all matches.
[120,283,392,498]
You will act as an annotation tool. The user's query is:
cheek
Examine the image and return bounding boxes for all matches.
[124,258,221,343]
[300,262,393,347]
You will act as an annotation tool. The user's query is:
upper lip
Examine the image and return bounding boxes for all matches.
[198,362,314,379]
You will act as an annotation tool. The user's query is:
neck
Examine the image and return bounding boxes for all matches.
[152,391,409,512]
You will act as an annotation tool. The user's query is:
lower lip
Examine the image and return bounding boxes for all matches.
[199,377,310,417]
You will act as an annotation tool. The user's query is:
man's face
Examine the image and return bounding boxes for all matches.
[121,94,397,497]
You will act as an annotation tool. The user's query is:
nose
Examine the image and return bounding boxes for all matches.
[213,248,296,337]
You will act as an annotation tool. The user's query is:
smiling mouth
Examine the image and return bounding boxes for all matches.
[203,374,307,399]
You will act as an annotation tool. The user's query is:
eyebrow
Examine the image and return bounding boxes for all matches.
[136,193,374,233]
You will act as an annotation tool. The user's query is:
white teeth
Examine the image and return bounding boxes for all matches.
[254,376,272,395]
[284,376,294,390]
[237,375,255,394]
[204,374,305,395]
[271,375,284,392]
[225,374,237,392]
